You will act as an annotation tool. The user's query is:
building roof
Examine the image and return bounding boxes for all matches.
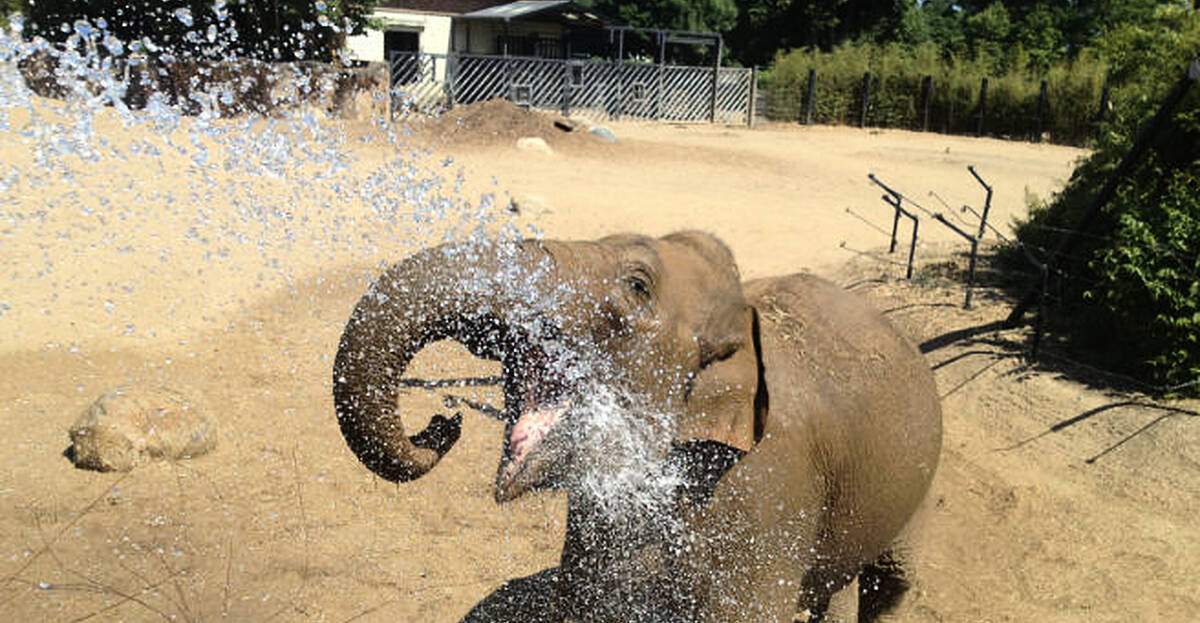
[375,1,509,15]
[463,1,613,27]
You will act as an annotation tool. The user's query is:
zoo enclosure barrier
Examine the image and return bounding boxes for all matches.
[387,51,756,125]
[764,70,1110,146]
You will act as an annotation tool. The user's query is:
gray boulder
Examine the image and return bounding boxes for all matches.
[68,386,217,472]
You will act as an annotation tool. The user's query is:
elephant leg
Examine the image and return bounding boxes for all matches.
[460,567,562,623]
[795,565,852,622]
[856,549,910,622]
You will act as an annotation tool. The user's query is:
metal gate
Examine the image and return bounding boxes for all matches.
[388,52,754,125]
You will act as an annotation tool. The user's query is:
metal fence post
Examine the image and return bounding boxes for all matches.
[859,72,871,128]
[748,66,758,127]
[656,32,665,121]
[921,75,932,131]
[1035,80,1047,142]
[977,77,988,137]
[805,68,816,125]
[709,37,723,124]
[445,53,457,110]
[505,55,513,105]
[561,59,571,117]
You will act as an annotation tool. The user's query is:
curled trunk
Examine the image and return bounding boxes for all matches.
[333,240,549,482]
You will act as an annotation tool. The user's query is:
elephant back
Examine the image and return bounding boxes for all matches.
[744,273,942,560]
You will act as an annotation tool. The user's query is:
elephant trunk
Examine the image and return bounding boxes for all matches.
[333,240,552,482]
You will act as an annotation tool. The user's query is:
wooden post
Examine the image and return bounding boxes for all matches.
[1098,84,1111,123]
[859,72,871,128]
[977,77,988,137]
[921,75,932,131]
[1035,80,1048,142]
[804,68,816,125]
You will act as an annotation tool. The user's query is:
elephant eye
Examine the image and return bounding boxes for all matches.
[625,274,652,300]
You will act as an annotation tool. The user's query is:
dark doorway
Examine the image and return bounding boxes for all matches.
[385,30,421,86]
[385,30,419,55]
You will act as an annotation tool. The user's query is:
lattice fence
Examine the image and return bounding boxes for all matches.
[387,52,754,125]
[388,51,446,117]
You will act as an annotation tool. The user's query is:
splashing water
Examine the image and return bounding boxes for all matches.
[0,7,692,618]
[567,383,685,521]
[0,14,531,350]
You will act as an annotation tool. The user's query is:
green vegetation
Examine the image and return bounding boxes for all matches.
[764,42,1107,144]
[16,0,377,63]
[1007,6,1200,393]
[0,0,19,29]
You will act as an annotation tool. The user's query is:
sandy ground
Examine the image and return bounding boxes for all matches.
[1,99,1197,622]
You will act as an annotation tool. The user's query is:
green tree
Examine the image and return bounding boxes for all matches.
[963,1,1012,71]
[581,0,737,34]
[19,0,376,63]
[1,0,19,29]
[1011,3,1066,71]
[729,0,910,66]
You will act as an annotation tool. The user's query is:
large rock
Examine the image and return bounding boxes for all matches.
[68,386,217,472]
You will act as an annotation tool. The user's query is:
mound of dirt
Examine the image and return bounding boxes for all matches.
[410,99,611,152]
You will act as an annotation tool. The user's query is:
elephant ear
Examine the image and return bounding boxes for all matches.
[677,308,763,453]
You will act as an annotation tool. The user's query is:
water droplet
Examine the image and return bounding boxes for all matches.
[175,8,195,27]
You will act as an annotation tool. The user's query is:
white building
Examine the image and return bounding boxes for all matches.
[344,0,614,66]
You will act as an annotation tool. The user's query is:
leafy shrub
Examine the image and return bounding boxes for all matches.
[766,41,1107,145]
[1006,6,1200,393]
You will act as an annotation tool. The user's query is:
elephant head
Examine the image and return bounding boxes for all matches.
[333,231,763,503]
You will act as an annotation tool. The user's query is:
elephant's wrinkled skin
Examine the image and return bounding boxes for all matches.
[333,232,942,622]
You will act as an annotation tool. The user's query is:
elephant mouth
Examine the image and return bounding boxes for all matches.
[496,344,576,502]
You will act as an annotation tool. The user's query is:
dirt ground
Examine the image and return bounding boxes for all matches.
[1,99,1197,622]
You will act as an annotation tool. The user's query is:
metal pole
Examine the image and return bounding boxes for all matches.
[882,194,919,279]
[562,60,571,117]
[889,199,901,253]
[1008,55,1200,326]
[656,32,664,121]
[965,237,978,309]
[859,72,871,128]
[1035,80,1047,142]
[748,66,758,127]
[709,35,722,124]
[908,216,919,280]
[967,165,994,240]
[445,52,457,110]
[977,77,988,137]
[805,68,816,125]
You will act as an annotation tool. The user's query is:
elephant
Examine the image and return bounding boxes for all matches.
[332,231,942,622]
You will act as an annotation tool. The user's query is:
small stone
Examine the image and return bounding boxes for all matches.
[515,136,553,155]
[68,386,217,472]
[589,125,617,143]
